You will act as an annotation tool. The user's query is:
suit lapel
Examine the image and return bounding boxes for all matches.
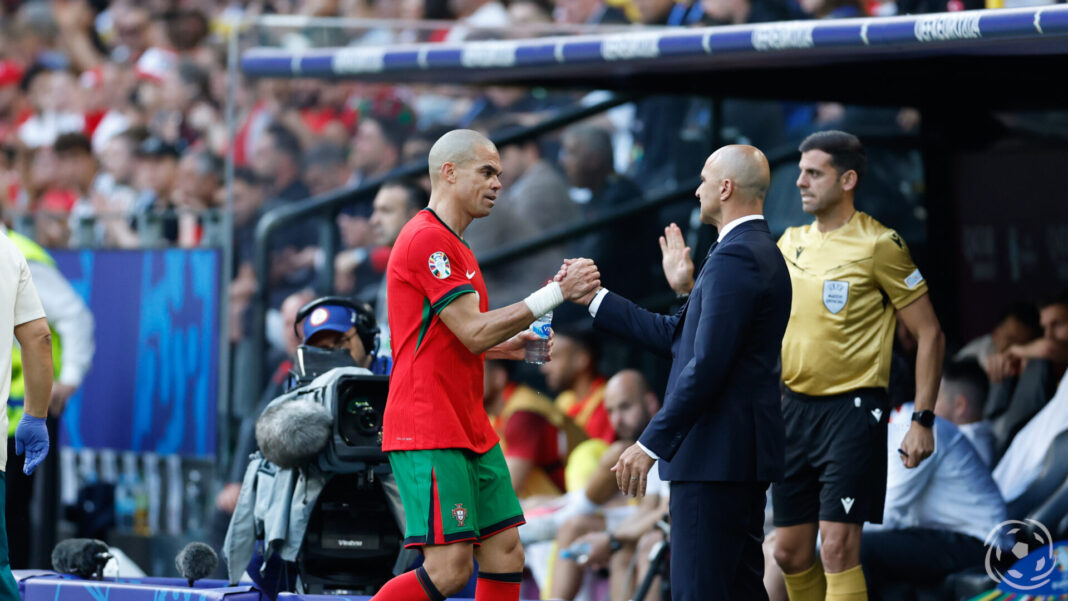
[676,220,767,325]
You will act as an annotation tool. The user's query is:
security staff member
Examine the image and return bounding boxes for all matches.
[771,131,945,601]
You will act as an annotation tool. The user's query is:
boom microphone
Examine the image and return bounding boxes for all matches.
[255,398,333,469]
[175,542,218,586]
[51,538,112,580]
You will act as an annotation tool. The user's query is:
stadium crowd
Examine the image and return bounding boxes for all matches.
[1,1,1066,600]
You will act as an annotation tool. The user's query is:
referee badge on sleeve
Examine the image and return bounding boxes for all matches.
[823,280,849,314]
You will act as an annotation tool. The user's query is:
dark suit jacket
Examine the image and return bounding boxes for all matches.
[594,219,792,482]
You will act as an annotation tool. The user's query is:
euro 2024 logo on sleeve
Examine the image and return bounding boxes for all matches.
[984,519,1057,591]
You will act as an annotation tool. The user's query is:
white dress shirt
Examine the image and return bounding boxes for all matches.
[879,417,1006,543]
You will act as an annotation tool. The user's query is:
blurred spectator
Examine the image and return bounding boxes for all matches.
[548,370,663,601]
[172,149,222,246]
[798,0,865,19]
[229,167,267,343]
[956,301,1040,375]
[934,360,994,466]
[109,4,156,65]
[346,179,426,351]
[89,127,144,246]
[400,127,446,194]
[992,368,1068,506]
[156,59,216,147]
[348,115,407,187]
[445,0,510,42]
[1001,290,1068,382]
[984,290,1068,458]
[553,0,630,24]
[303,142,350,198]
[484,359,587,497]
[54,132,97,245]
[560,124,657,307]
[508,0,555,24]
[0,60,26,145]
[466,122,578,307]
[18,63,84,149]
[859,393,1005,596]
[251,122,317,305]
[100,136,180,248]
[542,327,615,442]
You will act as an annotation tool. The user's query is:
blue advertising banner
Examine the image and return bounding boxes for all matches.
[52,249,220,457]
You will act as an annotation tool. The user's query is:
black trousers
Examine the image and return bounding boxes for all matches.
[5,416,60,569]
[861,527,986,601]
[669,481,769,601]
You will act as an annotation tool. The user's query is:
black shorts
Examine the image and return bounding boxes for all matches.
[772,387,888,526]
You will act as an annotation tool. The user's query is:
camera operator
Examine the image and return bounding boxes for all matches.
[297,296,392,377]
[216,295,394,580]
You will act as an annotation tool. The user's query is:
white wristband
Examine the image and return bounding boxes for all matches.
[523,281,564,318]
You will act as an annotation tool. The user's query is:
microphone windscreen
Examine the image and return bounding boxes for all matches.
[175,542,218,583]
[255,399,332,469]
[52,538,111,579]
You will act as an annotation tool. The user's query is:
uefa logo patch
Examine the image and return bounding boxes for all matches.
[429,251,451,279]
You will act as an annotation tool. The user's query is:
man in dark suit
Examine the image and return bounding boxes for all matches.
[559,145,792,600]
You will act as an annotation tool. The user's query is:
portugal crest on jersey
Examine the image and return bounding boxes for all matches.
[451,503,468,527]
[429,251,451,279]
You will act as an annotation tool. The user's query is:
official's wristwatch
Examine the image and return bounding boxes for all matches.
[607,534,624,553]
[911,410,935,428]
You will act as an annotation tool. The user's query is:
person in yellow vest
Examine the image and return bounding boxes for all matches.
[0,224,95,569]
[541,328,615,442]
[484,359,587,499]
[1,227,53,598]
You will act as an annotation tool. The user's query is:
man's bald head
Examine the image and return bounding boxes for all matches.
[604,369,658,441]
[706,145,771,204]
[605,369,651,399]
[428,129,497,186]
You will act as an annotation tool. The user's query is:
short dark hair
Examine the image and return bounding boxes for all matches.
[381,179,428,213]
[53,132,93,156]
[362,116,409,155]
[234,166,260,186]
[799,130,867,181]
[942,359,988,417]
[1039,288,1068,311]
[555,325,602,369]
[303,142,347,169]
[564,125,614,172]
[181,149,223,178]
[998,301,1040,337]
[266,122,303,165]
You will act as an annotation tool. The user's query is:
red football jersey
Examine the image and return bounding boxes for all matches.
[383,209,498,453]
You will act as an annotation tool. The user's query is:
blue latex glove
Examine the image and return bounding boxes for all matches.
[14,415,49,475]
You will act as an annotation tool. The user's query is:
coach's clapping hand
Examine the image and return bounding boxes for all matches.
[555,258,601,305]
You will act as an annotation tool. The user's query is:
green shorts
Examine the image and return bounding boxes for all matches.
[388,443,525,548]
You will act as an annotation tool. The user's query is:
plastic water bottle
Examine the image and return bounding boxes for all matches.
[559,541,591,564]
[525,311,552,364]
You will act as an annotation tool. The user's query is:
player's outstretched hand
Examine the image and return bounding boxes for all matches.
[559,258,600,304]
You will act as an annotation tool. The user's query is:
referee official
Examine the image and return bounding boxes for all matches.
[771,131,945,601]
